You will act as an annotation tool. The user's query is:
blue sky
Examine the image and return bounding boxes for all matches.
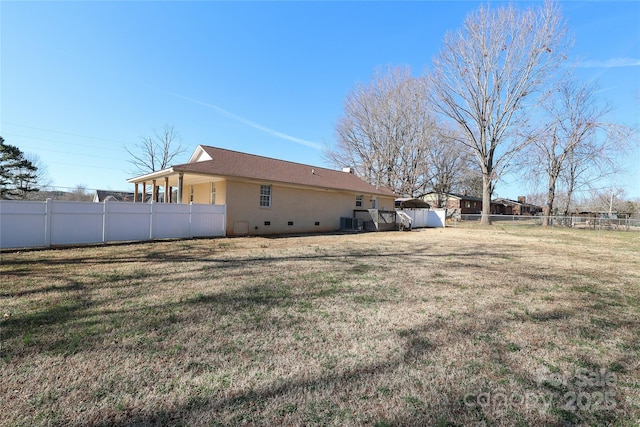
[2,1,639,199]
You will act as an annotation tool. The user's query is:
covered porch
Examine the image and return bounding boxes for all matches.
[127,168,226,205]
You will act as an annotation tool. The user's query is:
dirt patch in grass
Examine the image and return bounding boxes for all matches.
[2,227,639,426]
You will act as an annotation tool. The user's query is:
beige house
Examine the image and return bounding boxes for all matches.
[127,145,397,236]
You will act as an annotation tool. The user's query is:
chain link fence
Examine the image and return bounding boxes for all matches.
[454,214,640,231]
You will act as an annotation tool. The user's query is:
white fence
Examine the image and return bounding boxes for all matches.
[0,199,226,249]
[401,209,446,228]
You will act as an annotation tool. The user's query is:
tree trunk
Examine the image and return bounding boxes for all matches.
[563,163,576,216]
[563,187,573,217]
[542,173,558,227]
[481,174,492,225]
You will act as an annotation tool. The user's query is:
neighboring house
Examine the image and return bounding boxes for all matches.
[94,190,158,203]
[422,192,484,214]
[127,145,397,236]
[492,196,543,215]
[94,190,136,203]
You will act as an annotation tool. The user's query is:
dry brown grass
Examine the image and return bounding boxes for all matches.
[1,226,639,426]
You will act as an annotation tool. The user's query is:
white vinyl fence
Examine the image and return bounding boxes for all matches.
[400,209,446,228]
[0,199,226,249]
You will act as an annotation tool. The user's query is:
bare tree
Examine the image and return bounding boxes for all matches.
[325,66,436,197]
[63,184,94,201]
[425,125,478,206]
[579,187,626,216]
[23,153,52,200]
[456,171,484,198]
[125,125,185,175]
[559,124,633,216]
[523,77,632,225]
[622,197,640,217]
[523,192,548,208]
[428,1,570,224]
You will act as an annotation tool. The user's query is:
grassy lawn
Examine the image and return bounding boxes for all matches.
[1,226,639,426]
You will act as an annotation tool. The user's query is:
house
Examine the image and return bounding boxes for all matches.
[422,192,484,214]
[94,190,138,203]
[492,196,543,215]
[94,190,157,203]
[127,145,397,236]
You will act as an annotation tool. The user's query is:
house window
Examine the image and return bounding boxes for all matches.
[190,185,194,203]
[356,195,363,207]
[465,201,471,208]
[288,221,294,226]
[210,182,216,204]
[260,185,271,207]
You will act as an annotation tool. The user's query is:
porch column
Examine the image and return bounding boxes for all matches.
[177,173,184,204]
[142,181,146,203]
[164,177,169,203]
[134,183,139,203]
[152,180,157,203]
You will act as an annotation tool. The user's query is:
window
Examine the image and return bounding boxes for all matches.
[356,195,363,207]
[288,221,294,226]
[210,182,216,204]
[315,222,320,226]
[264,221,271,226]
[465,201,471,208]
[260,185,271,207]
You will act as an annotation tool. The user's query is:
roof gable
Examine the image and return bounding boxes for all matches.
[187,146,212,163]
[173,145,396,197]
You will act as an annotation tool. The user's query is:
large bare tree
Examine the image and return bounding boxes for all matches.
[523,77,632,224]
[428,1,570,224]
[126,125,185,175]
[325,66,436,197]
